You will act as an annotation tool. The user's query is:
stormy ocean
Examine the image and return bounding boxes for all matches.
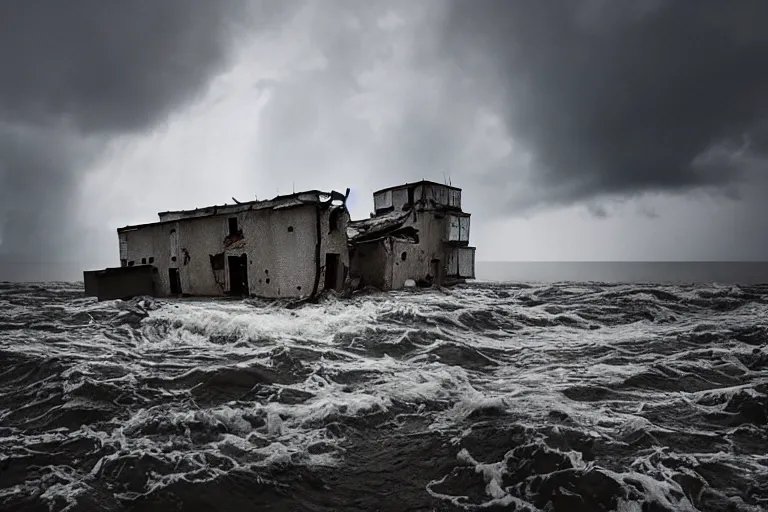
[1,264,767,511]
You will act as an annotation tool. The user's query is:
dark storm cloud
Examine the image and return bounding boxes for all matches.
[0,0,282,133]
[441,0,768,207]
[0,1,294,280]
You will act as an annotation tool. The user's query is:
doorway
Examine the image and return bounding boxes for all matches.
[168,268,182,295]
[228,254,249,296]
[324,253,340,291]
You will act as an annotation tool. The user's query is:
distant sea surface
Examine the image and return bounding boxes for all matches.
[477,261,768,285]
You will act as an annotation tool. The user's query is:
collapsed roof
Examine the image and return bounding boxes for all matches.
[347,210,418,244]
[157,189,349,222]
[118,189,349,232]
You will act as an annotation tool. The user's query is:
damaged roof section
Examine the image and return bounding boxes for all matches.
[158,189,349,222]
[347,210,418,244]
[118,189,349,232]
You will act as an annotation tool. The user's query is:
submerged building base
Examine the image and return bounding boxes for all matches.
[83,265,156,301]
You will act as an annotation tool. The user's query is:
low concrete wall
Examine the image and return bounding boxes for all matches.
[83,265,156,301]
[83,270,100,297]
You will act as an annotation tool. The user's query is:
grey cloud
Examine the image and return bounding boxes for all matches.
[586,203,609,219]
[0,0,283,133]
[248,1,497,212]
[441,0,768,208]
[0,1,295,280]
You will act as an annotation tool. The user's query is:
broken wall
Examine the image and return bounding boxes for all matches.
[389,239,431,289]
[349,239,392,289]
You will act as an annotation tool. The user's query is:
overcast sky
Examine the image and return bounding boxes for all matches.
[1,0,767,281]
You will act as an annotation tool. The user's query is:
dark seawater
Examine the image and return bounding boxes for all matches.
[477,262,768,285]
[1,280,767,511]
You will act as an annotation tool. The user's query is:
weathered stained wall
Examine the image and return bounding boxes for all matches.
[118,203,349,299]
[349,239,392,289]
[390,239,431,289]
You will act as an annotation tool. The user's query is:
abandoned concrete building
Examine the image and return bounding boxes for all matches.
[84,190,351,300]
[83,181,475,301]
[347,180,475,289]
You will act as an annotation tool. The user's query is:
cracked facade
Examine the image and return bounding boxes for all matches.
[83,181,475,301]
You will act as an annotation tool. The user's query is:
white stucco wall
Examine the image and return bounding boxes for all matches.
[118,203,350,299]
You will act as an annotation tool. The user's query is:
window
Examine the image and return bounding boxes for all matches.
[228,217,238,236]
[148,257,154,264]
[141,258,147,264]
[446,215,470,242]
[448,189,461,208]
[373,190,393,211]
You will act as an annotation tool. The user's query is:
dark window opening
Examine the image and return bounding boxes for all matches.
[171,256,177,262]
[128,261,135,267]
[266,278,271,284]
[287,226,294,232]
[297,286,302,291]
[141,258,147,264]
[228,217,238,236]
[265,269,269,274]
[120,259,127,267]
[401,252,407,261]
[149,257,154,264]
[169,268,182,294]
[329,209,342,232]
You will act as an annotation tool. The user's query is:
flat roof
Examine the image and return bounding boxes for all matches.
[117,189,348,233]
[157,189,346,217]
[372,180,461,196]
